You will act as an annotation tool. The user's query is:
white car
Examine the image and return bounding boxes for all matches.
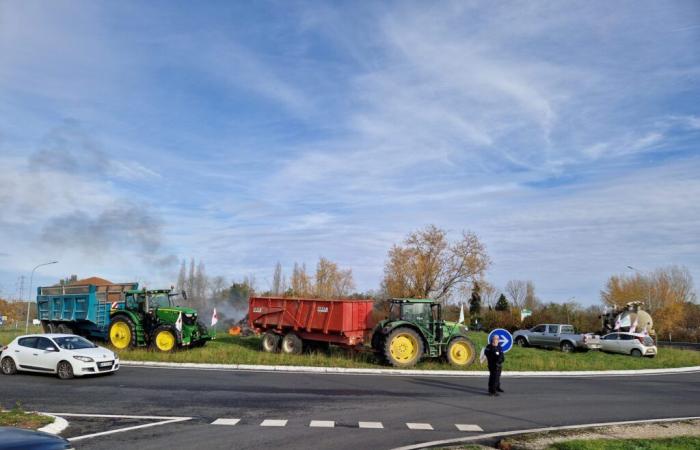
[600,332,657,357]
[0,334,119,379]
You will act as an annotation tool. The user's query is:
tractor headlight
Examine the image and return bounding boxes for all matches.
[185,314,194,318]
[73,355,94,362]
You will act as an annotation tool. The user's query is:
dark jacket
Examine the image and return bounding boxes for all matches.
[484,343,505,368]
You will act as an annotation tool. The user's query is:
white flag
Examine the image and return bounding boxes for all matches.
[211,308,218,327]
[458,305,465,324]
[614,315,621,330]
[175,311,183,332]
[642,327,648,336]
[479,347,486,364]
[629,317,638,334]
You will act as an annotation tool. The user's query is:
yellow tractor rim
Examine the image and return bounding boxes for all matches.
[110,322,131,349]
[155,330,176,352]
[390,334,418,362]
[450,341,472,365]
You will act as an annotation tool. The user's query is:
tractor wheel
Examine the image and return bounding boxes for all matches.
[281,333,303,355]
[56,361,74,380]
[560,341,575,353]
[446,337,476,367]
[1,357,17,375]
[384,327,423,368]
[515,336,528,347]
[57,323,73,334]
[261,332,280,353]
[109,316,136,350]
[153,326,178,352]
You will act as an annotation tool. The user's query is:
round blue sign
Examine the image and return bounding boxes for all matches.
[487,328,514,353]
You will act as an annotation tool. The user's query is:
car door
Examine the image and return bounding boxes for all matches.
[32,337,62,372]
[543,325,560,348]
[528,325,546,345]
[14,337,38,369]
[601,333,620,353]
[618,334,636,355]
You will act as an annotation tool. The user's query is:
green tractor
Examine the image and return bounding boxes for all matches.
[108,288,211,352]
[372,298,476,368]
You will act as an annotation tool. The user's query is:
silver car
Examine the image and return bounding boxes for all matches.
[600,332,657,357]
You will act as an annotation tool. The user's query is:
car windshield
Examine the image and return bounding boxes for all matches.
[150,293,171,308]
[54,336,97,350]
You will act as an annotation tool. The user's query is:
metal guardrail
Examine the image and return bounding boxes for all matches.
[657,341,700,351]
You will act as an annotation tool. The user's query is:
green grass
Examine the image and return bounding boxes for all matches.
[547,436,700,450]
[0,403,53,430]
[3,328,700,371]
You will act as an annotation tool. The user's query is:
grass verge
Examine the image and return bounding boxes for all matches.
[0,403,53,430]
[547,436,700,450]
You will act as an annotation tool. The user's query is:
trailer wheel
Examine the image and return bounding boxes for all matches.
[57,323,73,334]
[109,316,136,350]
[153,326,178,352]
[261,332,280,353]
[384,327,423,368]
[281,333,303,355]
[446,337,476,367]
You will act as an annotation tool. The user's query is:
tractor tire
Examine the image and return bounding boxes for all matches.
[57,323,73,334]
[560,341,575,353]
[152,326,178,352]
[371,332,387,364]
[1,357,17,375]
[384,327,424,368]
[631,349,642,357]
[281,333,303,355]
[515,336,528,347]
[261,332,280,353]
[191,321,209,348]
[57,361,74,380]
[109,316,136,350]
[446,337,476,367]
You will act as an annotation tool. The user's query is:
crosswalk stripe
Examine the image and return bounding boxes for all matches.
[358,421,384,429]
[406,423,433,430]
[455,424,483,432]
[309,420,335,428]
[260,419,288,427]
[211,418,240,426]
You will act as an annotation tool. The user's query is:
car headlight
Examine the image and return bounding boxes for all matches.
[73,355,94,362]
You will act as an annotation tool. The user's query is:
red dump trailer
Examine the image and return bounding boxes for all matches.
[248,296,376,354]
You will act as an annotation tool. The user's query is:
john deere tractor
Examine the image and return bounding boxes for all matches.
[108,288,211,352]
[372,298,476,368]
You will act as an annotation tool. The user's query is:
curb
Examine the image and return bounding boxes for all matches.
[38,414,69,435]
[121,360,700,377]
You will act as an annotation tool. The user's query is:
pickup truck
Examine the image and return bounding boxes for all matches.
[513,324,601,352]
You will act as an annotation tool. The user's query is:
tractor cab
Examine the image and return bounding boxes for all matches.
[387,299,444,341]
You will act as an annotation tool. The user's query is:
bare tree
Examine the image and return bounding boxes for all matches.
[382,225,490,302]
[480,281,500,310]
[271,262,283,295]
[176,260,186,294]
[505,280,527,309]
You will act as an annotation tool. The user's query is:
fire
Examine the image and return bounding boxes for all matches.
[228,326,241,336]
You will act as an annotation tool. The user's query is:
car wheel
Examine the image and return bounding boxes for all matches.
[57,361,74,380]
[1,356,17,375]
[560,341,575,353]
[631,349,642,357]
[515,337,528,347]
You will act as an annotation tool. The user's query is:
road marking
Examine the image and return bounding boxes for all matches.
[455,424,483,432]
[260,419,287,427]
[39,413,193,442]
[406,423,433,430]
[358,421,384,429]
[211,418,240,426]
[390,416,700,450]
[309,420,335,428]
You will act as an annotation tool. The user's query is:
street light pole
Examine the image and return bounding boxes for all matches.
[26,260,58,333]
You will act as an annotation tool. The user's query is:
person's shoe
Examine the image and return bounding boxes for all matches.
[488,392,495,396]
[497,388,504,393]
[493,392,500,396]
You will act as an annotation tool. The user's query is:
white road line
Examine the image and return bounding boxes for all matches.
[391,416,700,450]
[455,424,483,432]
[358,421,384,429]
[309,420,335,428]
[211,418,241,426]
[260,419,288,427]
[41,412,191,420]
[406,423,434,430]
[67,418,191,442]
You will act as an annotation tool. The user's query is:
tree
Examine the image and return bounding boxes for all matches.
[505,280,527,309]
[176,260,186,293]
[495,294,509,311]
[290,262,313,297]
[468,281,481,315]
[315,257,355,298]
[271,262,284,295]
[382,224,490,302]
[186,258,195,298]
[480,281,500,310]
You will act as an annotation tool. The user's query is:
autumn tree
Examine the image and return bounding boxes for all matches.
[480,281,500,310]
[290,262,313,297]
[271,261,285,295]
[382,225,490,303]
[315,257,355,298]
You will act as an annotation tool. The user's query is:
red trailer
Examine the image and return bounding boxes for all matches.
[248,296,375,354]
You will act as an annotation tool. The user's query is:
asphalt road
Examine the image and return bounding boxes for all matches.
[1,366,699,449]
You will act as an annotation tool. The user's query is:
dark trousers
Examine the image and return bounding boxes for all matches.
[488,365,502,393]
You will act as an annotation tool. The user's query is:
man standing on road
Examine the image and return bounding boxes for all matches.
[484,334,505,396]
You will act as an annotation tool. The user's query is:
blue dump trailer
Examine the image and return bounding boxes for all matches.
[37,282,138,339]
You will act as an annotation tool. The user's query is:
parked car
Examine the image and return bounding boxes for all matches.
[0,334,119,379]
[513,324,601,352]
[600,332,657,357]
[0,427,72,450]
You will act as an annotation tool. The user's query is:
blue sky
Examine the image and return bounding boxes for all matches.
[1,1,699,305]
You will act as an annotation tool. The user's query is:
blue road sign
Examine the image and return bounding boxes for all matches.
[487,328,513,353]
